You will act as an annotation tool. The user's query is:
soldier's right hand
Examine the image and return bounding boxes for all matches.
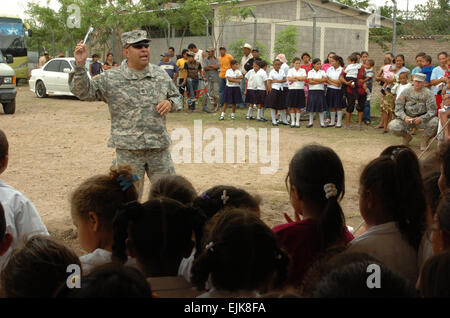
[74,41,88,67]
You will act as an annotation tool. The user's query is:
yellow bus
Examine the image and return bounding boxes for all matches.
[0,15,31,82]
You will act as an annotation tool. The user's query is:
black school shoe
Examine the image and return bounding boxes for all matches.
[306,124,313,128]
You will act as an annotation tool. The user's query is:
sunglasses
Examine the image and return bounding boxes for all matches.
[129,43,149,49]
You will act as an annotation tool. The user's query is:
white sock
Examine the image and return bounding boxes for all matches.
[337,110,343,126]
[271,109,277,124]
[262,108,266,118]
[247,107,253,117]
[309,112,314,125]
[221,112,225,117]
[257,108,261,119]
[319,112,325,126]
[330,111,336,125]
[280,109,287,123]
[296,113,301,125]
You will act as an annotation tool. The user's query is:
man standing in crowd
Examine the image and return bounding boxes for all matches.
[388,73,438,151]
[69,30,180,197]
[203,47,220,112]
[239,43,253,108]
[245,48,262,73]
[159,52,179,84]
[429,52,448,110]
[218,46,234,109]
[182,51,204,111]
[168,46,176,63]
[38,50,51,68]
[188,43,206,64]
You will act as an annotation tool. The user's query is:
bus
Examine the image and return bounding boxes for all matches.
[0,15,31,82]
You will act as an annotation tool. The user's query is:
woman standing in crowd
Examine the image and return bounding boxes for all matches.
[361,51,376,125]
[287,57,307,128]
[103,53,118,70]
[326,55,344,128]
[306,58,328,128]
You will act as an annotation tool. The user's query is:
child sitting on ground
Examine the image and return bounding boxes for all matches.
[148,174,197,205]
[70,164,139,273]
[191,209,290,298]
[273,144,354,288]
[346,146,427,284]
[0,129,48,269]
[112,198,205,298]
[0,235,81,297]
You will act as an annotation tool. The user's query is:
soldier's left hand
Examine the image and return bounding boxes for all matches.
[156,100,172,115]
[414,117,422,125]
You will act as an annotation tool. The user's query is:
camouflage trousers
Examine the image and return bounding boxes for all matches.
[388,116,439,137]
[114,147,175,198]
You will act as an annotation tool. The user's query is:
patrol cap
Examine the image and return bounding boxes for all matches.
[414,73,426,82]
[121,30,151,47]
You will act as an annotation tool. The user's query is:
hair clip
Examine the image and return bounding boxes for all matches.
[221,190,230,205]
[205,241,215,252]
[117,174,139,192]
[200,193,210,200]
[323,183,338,199]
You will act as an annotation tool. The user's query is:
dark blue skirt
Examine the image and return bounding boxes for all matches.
[264,89,286,110]
[245,89,266,105]
[306,90,327,112]
[223,86,243,105]
[326,87,343,109]
[286,89,306,108]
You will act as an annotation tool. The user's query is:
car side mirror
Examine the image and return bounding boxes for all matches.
[63,68,71,73]
[6,54,13,64]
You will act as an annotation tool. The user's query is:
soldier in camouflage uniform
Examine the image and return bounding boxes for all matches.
[69,30,181,197]
[388,73,438,151]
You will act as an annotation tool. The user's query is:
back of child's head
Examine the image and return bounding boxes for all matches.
[439,141,450,191]
[367,59,375,67]
[0,129,8,165]
[70,164,138,234]
[230,59,238,66]
[112,198,205,276]
[287,144,346,251]
[435,190,450,251]
[424,55,432,64]
[191,209,289,292]
[348,54,357,63]
[257,60,266,69]
[361,146,426,250]
[148,174,197,205]
[419,251,450,298]
[0,235,80,297]
[384,56,391,65]
[311,261,417,298]
[56,263,152,298]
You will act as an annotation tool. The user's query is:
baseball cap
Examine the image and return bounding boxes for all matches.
[121,30,151,47]
[219,46,226,50]
[186,51,195,57]
[252,48,259,52]
[414,73,426,82]
[206,47,216,52]
[161,52,171,57]
[242,43,252,50]
[44,50,49,55]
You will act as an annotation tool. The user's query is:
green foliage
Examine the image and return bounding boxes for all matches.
[273,26,298,64]
[228,39,270,64]
[339,0,370,10]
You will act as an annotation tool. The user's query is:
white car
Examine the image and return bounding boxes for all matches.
[29,57,94,98]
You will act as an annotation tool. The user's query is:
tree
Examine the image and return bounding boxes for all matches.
[339,0,370,10]
[273,26,298,64]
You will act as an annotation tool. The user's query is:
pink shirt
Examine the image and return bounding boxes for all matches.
[382,64,394,79]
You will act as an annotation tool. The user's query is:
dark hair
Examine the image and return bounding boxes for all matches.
[301,52,311,60]
[416,52,426,59]
[395,54,406,66]
[367,59,375,67]
[324,52,336,64]
[56,263,152,298]
[92,54,99,58]
[0,236,81,297]
[419,251,450,297]
[0,129,8,160]
[191,209,289,292]
[311,58,321,66]
[292,57,301,64]
[439,141,450,189]
[192,185,261,249]
[385,52,395,60]
[259,60,267,68]
[286,145,346,251]
[348,54,358,63]
[0,203,6,242]
[336,56,344,67]
[230,59,238,66]
[70,164,138,237]
[187,43,197,50]
[351,51,361,57]
[423,171,442,221]
[273,59,282,65]
[181,49,188,56]
[437,190,450,235]
[438,51,448,58]
[360,51,369,56]
[361,146,426,250]
[169,46,175,51]
[112,199,205,276]
[106,52,113,58]
[312,261,417,298]
[424,55,432,64]
[148,175,197,205]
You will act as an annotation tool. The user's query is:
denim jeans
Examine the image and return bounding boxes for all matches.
[363,100,371,122]
[219,77,227,107]
[186,77,199,109]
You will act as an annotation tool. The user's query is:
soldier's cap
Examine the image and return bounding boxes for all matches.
[414,73,426,82]
[206,47,216,52]
[186,51,195,57]
[121,30,151,47]
[161,52,171,57]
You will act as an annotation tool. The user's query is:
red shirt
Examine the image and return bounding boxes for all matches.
[272,218,354,287]
[341,65,367,96]
[301,64,312,84]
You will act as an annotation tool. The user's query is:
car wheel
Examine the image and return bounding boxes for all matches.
[35,80,48,98]
[2,99,16,114]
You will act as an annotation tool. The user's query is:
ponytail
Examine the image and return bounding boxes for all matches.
[319,188,345,251]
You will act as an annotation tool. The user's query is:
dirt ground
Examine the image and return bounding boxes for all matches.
[0,86,433,255]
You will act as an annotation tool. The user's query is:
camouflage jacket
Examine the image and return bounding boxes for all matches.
[395,86,437,121]
[69,60,181,150]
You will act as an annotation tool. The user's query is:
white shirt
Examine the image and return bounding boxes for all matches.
[80,248,138,274]
[346,221,418,284]
[418,230,434,272]
[225,68,242,87]
[178,249,195,283]
[326,66,343,89]
[287,68,307,90]
[194,49,204,64]
[245,69,267,90]
[0,179,49,268]
[307,69,327,90]
[344,63,361,78]
[281,63,290,88]
[240,53,253,75]
[268,69,286,90]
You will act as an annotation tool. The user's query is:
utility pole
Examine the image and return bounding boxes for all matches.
[306,2,317,58]
[201,13,209,49]
[392,0,397,55]
[249,9,257,49]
